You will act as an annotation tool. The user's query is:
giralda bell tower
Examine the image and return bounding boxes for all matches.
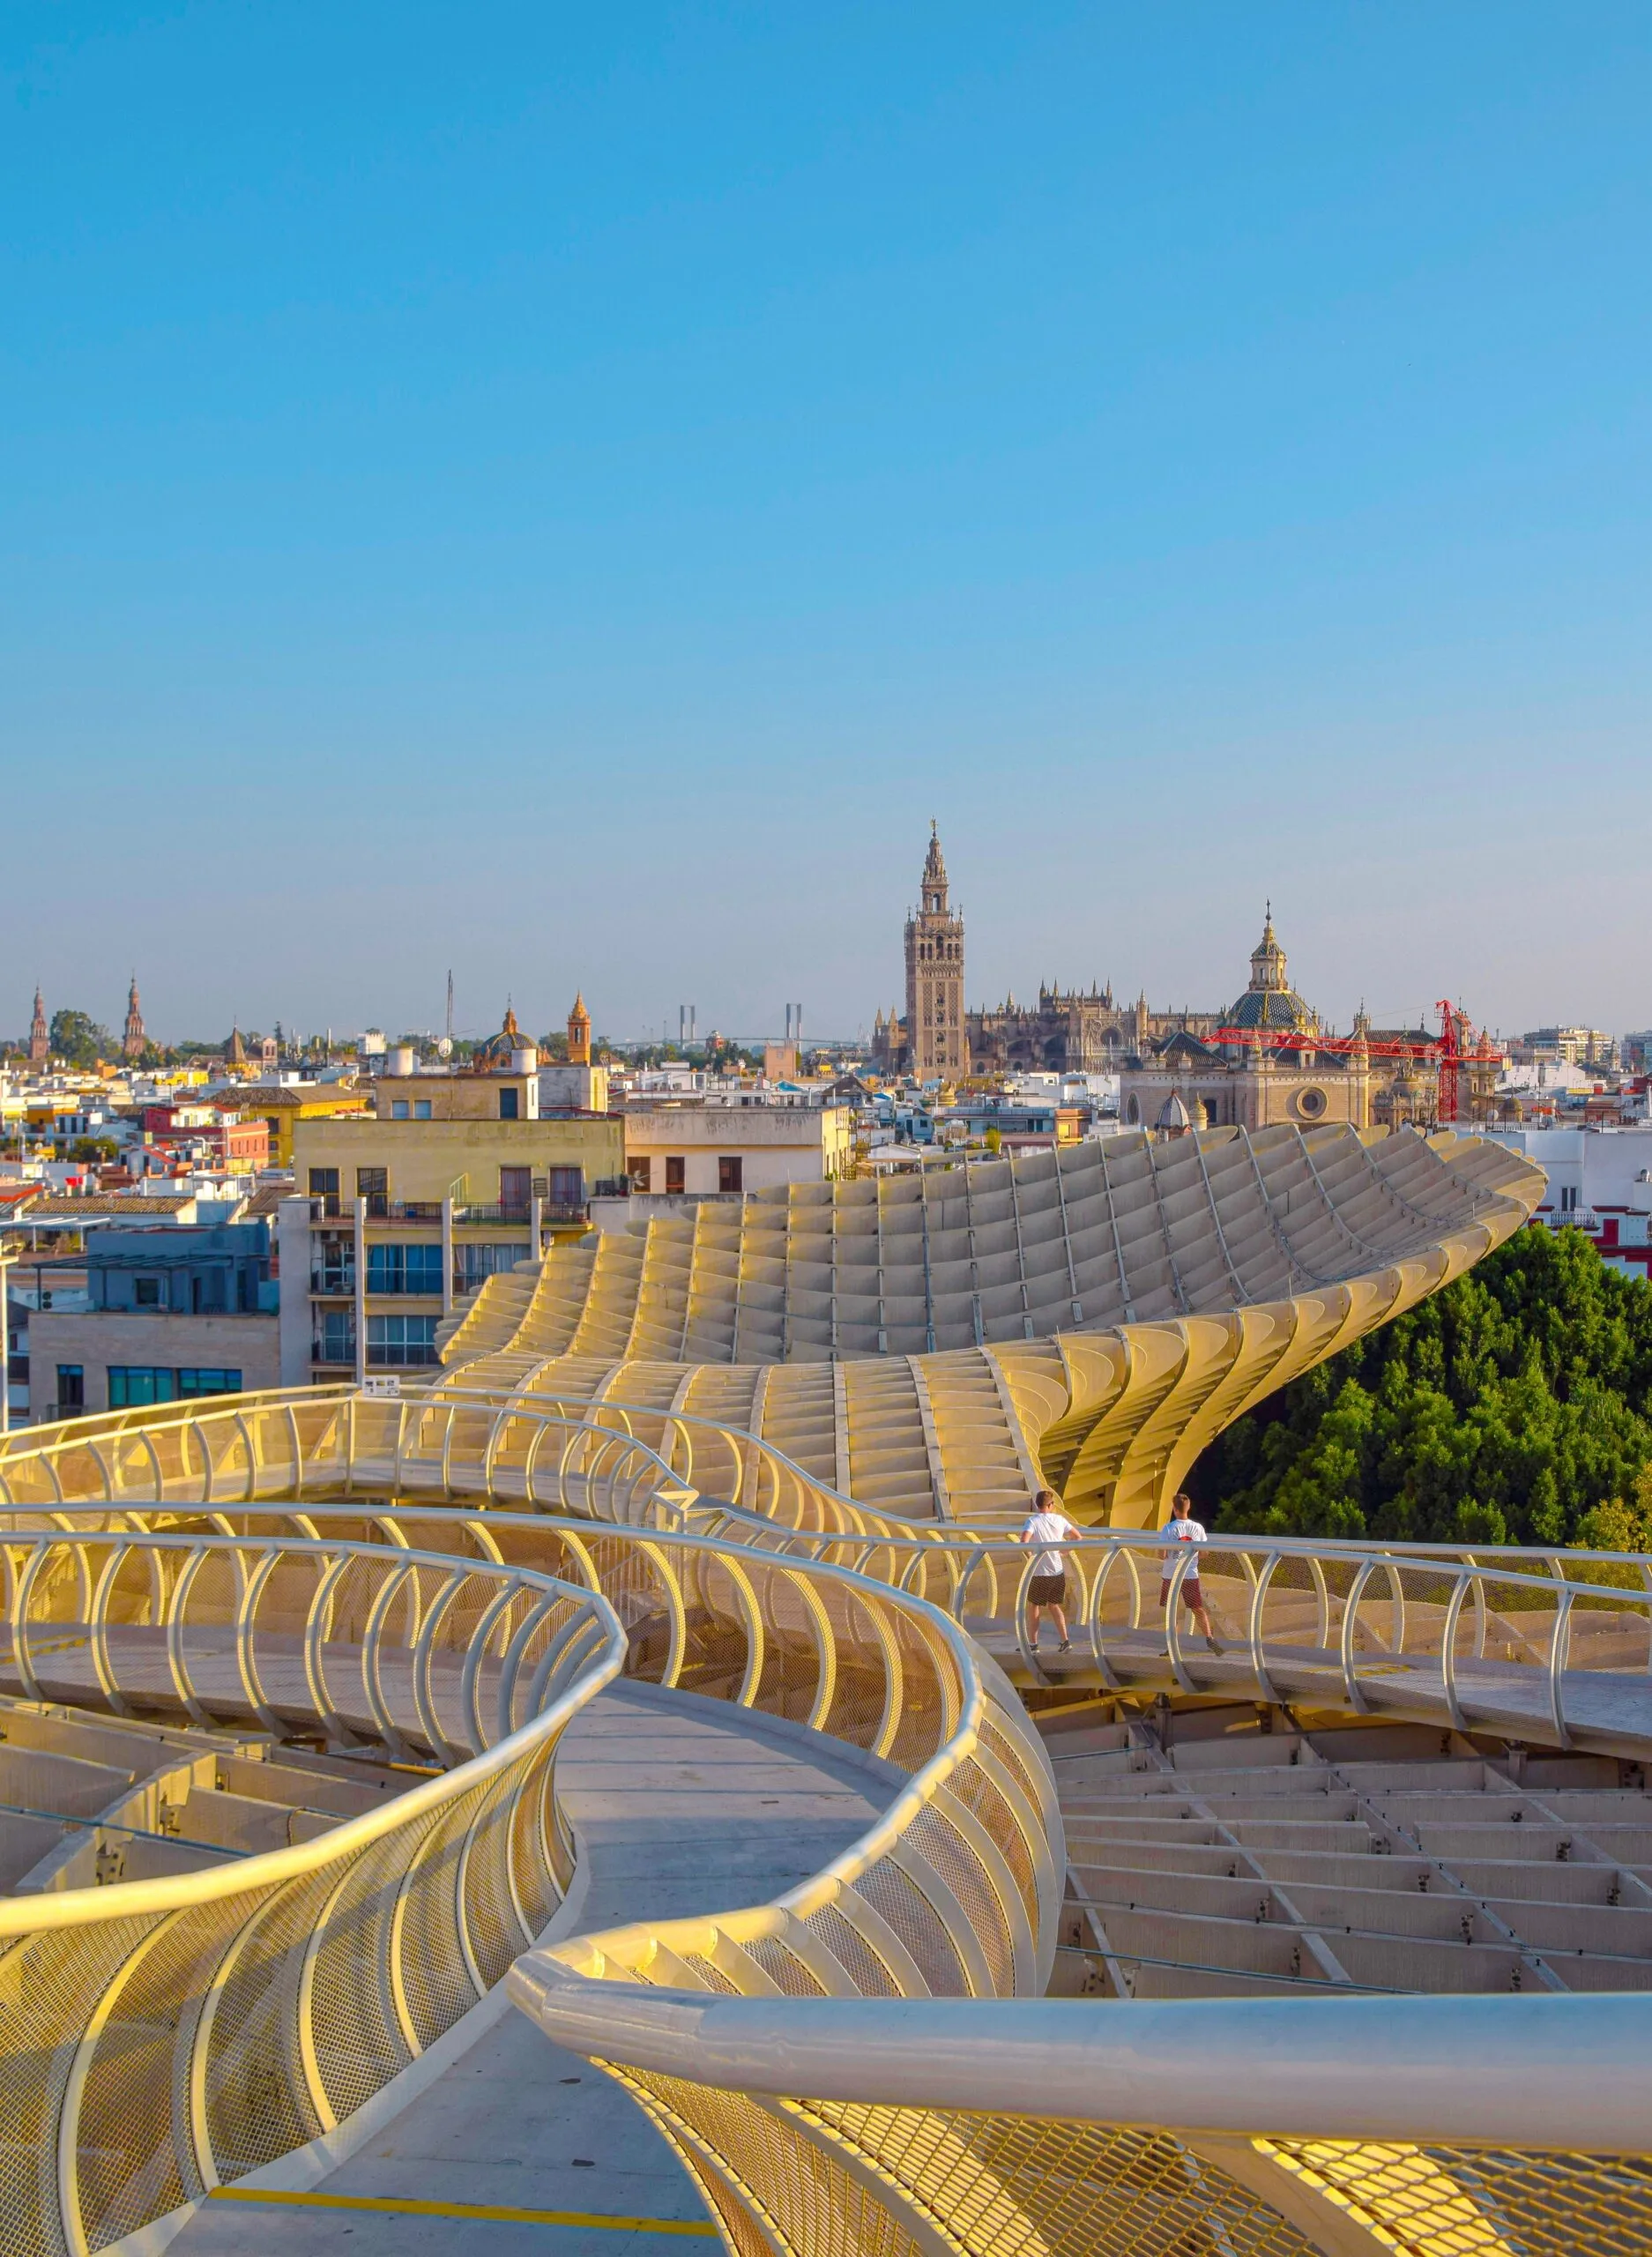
[904,823,965,1079]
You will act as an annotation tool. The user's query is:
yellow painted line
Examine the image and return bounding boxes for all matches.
[207,2185,718,2234]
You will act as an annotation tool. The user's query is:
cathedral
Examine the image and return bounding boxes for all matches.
[1113,909,1476,1133]
[967,987,1224,1075]
[870,828,1224,1080]
[869,838,1470,1128]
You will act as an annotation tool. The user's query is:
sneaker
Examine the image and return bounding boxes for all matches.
[1207,1635,1224,1652]
[1058,1638,1072,1653]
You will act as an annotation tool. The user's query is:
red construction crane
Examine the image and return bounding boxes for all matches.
[1202,1001,1501,1125]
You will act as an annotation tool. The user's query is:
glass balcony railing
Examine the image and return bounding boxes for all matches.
[311,1197,586,1226]
[309,1196,444,1224]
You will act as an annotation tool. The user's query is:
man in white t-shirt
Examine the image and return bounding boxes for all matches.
[1018,1489,1081,1651]
[1159,1492,1221,1649]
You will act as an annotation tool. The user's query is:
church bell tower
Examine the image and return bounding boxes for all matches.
[904,823,965,1079]
[123,974,147,1061]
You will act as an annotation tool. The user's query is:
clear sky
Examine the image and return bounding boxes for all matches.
[3,4,1648,1047]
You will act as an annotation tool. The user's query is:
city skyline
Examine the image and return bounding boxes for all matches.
[3,6,1648,1035]
[5,859,1645,1054]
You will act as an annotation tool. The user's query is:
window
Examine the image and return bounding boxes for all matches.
[414,1099,432,1121]
[499,1087,520,1121]
[134,1277,162,1307]
[315,1309,356,1365]
[309,1167,339,1196]
[498,1166,532,1216]
[665,1156,685,1195]
[367,1242,443,1294]
[108,1367,176,1408]
[367,1314,439,1367]
[357,1166,389,1218]
[56,1365,84,1412]
[177,1368,242,1398]
[547,1166,584,1209]
[1560,1185,1580,1213]
[391,1100,410,1120]
[628,1157,652,1193]
[313,1233,353,1293]
[718,1156,743,1195]
[454,1242,524,1291]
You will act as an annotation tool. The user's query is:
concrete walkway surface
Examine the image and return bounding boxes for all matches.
[171,1680,892,2254]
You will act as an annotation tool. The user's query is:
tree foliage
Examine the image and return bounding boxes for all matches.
[47,1009,113,1064]
[1188,1227,1652,1549]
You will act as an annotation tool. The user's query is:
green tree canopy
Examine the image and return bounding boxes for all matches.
[1188,1227,1652,1549]
[47,1009,113,1065]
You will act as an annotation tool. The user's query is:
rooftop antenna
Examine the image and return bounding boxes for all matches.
[446,970,454,1046]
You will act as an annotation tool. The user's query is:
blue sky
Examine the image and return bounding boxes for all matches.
[3,4,1648,1045]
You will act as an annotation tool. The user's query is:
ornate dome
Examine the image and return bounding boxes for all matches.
[1226,905,1318,1034]
[473,1002,536,1069]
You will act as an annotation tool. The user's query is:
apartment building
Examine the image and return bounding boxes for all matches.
[1478,1123,1652,1284]
[281,1066,623,1382]
[621,1102,852,1199]
[239,1082,373,1167]
[26,1222,279,1419]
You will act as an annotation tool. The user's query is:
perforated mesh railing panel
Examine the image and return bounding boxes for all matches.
[0,1530,621,2256]
[0,1506,1067,2256]
[630,2072,940,2257]
[805,2103,1326,2257]
[1261,2139,1652,2257]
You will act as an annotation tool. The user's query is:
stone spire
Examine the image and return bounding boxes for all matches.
[28,987,48,1065]
[567,992,592,1067]
[123,973,147,1061]
[1249,903,1290,996]
[921,820,949,914]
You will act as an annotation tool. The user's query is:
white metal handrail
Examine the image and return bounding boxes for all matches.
[0,1509,1063,2255]
[21,1484,1652,1763]
[0,1382,928,1544]
[506,1975,1652,2153]
[0,1529,622,2253]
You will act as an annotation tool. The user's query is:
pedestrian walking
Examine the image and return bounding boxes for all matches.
[1159,1492,1222,1650]
[1019,1489,1081,1652]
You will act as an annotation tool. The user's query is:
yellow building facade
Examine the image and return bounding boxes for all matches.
[249,1084,373,1169]
[286,1104,624,1380]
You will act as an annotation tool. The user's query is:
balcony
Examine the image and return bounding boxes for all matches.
[454,1203,590,1226]
[309,1196,585,1227]
[309,1269,355,1295]
[366,1341,440,1368]
[309,1196,444,1224]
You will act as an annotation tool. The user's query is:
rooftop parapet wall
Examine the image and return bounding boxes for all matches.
[439,1126,1543,1527]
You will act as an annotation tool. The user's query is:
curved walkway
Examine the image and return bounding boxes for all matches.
[173,1681,889,2254]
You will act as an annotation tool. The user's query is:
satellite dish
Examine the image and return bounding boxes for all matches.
[436,1036,453,1059]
